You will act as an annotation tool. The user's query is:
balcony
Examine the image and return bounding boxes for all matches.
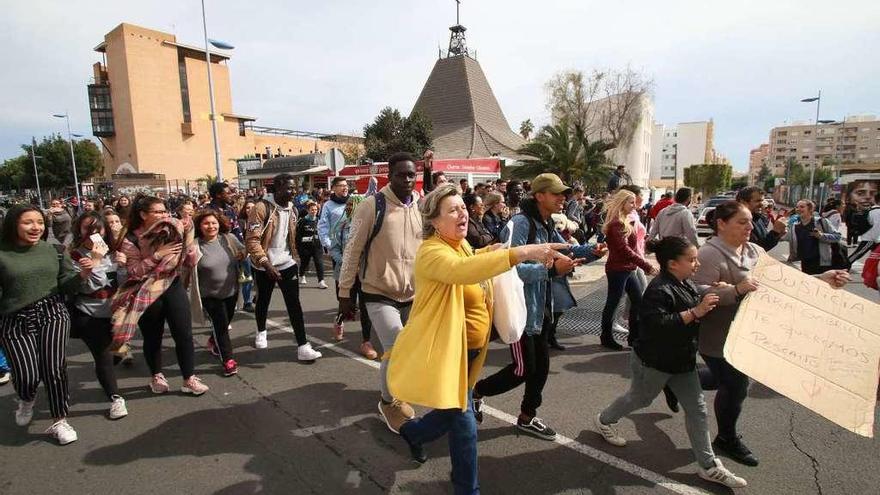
[87,83,114,137]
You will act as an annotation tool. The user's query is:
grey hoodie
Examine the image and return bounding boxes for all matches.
[649,202,699,246]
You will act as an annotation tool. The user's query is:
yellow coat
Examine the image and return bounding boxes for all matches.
[387,234,514,411]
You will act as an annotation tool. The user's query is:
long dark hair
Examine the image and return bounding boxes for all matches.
[1,205,49,245]
[128,195,165,231]
[70,211,115,253]
[706,200,747,234]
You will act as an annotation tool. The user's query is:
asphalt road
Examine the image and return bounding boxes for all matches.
[1,245,878,494]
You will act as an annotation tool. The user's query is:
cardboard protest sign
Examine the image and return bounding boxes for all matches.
[724,254,880,437]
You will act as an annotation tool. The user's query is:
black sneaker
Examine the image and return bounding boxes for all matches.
[600,337,624,351]
[713,435,759,467]
[242,303,255,313]
[473,397,484,424]
[549,339,566,351]
[516,416,557,441]
[399,424,427,464]
[663,386,679,413]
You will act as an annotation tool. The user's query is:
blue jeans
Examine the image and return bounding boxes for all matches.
[400,389,479,495]
[0,345,8,371]
[240,259,253,305]
[601,270,645,343]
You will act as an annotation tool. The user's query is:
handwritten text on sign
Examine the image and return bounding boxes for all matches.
[724,255,880,437]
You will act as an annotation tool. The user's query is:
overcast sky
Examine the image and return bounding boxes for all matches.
[2,0,878,171]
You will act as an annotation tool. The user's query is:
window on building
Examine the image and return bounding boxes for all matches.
[178,52,192,124]
[238,120,246,137]
[804,130,811,135]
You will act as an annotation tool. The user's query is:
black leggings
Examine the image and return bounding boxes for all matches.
[699,354,750,440]
[254,265,308,345]
[298,248,325,281]
[138,277,196,379]
[202,295,237,362]
[71,308,118,399]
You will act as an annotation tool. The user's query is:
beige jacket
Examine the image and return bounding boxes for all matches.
[338,186,422,301]
[245,199,299,268]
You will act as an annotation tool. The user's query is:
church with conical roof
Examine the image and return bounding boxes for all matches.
[411,4,526,160]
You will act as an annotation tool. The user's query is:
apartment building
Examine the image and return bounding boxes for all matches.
[88,23,360,184]
[767,115,880,177]
[649,120,719,188]
[748,143,770,185]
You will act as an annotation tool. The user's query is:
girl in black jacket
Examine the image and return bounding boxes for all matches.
[296,201,326,288]
[593,237,748,488]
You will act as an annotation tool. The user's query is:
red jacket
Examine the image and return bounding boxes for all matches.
[649,198,674,219]
[604,219,653,273]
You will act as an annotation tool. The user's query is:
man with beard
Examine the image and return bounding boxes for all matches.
[735,186,787,250]
[337,152,423,433]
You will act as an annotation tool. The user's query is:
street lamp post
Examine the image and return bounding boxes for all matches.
[200,0,234,182]
[30,137,43,209]
[52,113,82,209]
[801,91,822,201]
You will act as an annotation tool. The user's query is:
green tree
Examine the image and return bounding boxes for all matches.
[756,163,772,185]
[683,163,732,196]
[363,107,433,161]
[519,119,534,140]
[789,162,833,186]
[512,119,615,192]
[730,175,748,190]
[0,135,102,193]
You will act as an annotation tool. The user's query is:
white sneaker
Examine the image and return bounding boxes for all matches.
[318,280,328,289]
[699,458,747,488]
[612,322,629,334]
[255,330,268,349]
[15,399,35,426]
[109,395,128,420]
[594,412,627,446]
[300,277,308,286]
[297,342,322,361]
[46,419,78,445]
[0,371,10,385]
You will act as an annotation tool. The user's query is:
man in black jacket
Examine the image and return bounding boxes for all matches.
[736,186,787,250]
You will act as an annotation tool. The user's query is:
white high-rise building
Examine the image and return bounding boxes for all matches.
[649,120,717,188]
[581,94,655,188]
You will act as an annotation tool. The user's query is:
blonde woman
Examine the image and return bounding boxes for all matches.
[600,189,657,350]
[386,183,567,493]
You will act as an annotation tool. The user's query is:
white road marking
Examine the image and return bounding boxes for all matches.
[290,413,376,438]
[265,318,711,495]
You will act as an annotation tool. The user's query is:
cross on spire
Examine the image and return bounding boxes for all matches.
[447,0,468,57]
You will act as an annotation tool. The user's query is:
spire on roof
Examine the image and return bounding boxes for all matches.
[447,0,468,58]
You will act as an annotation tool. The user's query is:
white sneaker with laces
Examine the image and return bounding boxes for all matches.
[699,458,747,488]
[300,277,308,286]
[255,330,268,349]
[297,342,322,361]
[109,395,128,420]
[0,371,10,385]
[46,419,78,445]
[612,322,629,334]
[594,412,627,446]
[318,280,328,289]
[15,399,35,426]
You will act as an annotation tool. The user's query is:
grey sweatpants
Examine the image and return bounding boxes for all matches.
[365,300,411,402]
[600,353,715,469]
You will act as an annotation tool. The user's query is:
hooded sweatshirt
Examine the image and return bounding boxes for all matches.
[649,202,699,246]
[337,185,422,302]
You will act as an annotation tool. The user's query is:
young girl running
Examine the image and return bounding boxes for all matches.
[593,236,747,488]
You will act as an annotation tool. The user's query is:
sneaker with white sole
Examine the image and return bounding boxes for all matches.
[109,395,128,420]
[300,277,308,286]
[297,342,322,361]
[318,280,328,289]
[516,416,557,441]
[594,412,627,446]
[46,419,78,445]
[181,376,209,395]
[473,397,484,424]
[0,371,10,385]
[15,399,36,426]
[150,373,169,394]
[255,330,268,349]
[612,322,629,334]
[699,458,747,488]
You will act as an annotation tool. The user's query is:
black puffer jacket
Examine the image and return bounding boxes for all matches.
[635,271,702,374]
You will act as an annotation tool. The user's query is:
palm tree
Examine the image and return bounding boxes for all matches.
[513,119,615,193]
[519,119,535,141]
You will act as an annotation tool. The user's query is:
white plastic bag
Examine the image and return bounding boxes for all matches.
[492,220,527,344]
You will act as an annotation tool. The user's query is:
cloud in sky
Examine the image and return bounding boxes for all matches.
[1,0,878,172]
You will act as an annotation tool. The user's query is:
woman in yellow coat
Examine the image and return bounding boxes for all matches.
[387,183,567,495]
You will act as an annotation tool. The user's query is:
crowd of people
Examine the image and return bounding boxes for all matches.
[0,150,873,495]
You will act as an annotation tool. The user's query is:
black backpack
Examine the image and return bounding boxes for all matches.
[360,192,387,276]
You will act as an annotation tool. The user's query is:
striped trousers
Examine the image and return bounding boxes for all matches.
[0,294,71,418]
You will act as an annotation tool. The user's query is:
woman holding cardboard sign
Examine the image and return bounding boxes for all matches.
[695,200,849,467]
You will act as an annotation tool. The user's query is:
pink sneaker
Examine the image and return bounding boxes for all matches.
[150,373,169,394]
[223,359,238,377]
[181,376,209,396]
[333,322,345,342]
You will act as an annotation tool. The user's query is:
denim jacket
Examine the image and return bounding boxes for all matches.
[500,198,600,336]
